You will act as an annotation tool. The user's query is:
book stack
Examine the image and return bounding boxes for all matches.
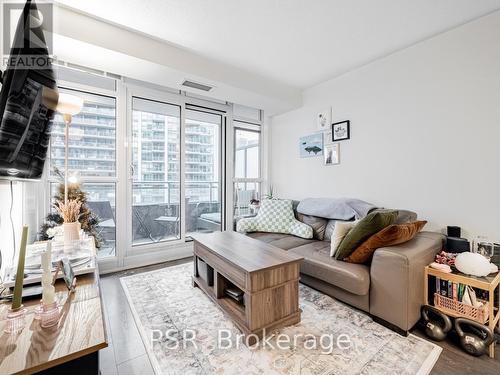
[435,277,488,304]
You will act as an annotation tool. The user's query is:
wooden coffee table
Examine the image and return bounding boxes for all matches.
[191,231,303,343]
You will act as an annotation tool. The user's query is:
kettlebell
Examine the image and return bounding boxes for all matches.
[420,305,452,341]
[454,318,494,356]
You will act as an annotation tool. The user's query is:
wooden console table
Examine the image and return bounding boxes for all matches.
[191,231,303,344]
[0,267,107,374]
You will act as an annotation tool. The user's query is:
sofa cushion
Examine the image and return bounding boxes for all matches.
[372,208,417,224]
[335,210,398,260]
[330,220,358,256]
[344,220,427,264]
[237,199,313,239]
[289,241,370,295]
[324,220,337,241]
[270,236,317,250]
[296,214,327,240]
[324,219,353,241]
[246,232,291,243]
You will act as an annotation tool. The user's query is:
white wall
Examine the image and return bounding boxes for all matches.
[270,11,500,242]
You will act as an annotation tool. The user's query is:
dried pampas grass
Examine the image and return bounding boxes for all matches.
[54,199,82,223]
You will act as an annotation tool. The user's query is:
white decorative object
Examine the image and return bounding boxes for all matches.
[41,242,55,305]
[46,225,63,240]
[455,252,492,277]
[430,262,452,273]
[490,263,499,274]
[316,108,331,131]
[63,222,80,244]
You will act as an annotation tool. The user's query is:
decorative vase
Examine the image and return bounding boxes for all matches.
[63,221,80,250]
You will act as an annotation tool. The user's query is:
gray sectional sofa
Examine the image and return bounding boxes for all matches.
[246,204,445,334]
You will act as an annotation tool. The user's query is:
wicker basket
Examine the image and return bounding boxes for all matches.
[433,293,489,324]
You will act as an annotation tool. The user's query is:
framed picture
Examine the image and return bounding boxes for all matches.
[323,129,333,145]
[324,144,340,165]
[332,120,350,141]
[299,133,323,158]
[316,108,331,131]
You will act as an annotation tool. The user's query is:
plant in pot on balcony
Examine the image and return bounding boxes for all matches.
[54,199,82,246]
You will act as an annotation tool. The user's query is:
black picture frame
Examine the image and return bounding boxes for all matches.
[332,120,350,141]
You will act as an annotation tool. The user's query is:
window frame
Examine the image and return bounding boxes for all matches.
[232,117,263,220]
[39,67,262,272]
[44,81,121,257]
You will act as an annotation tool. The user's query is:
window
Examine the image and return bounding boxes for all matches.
[235,128,260,179]
[43,66,264,271]
[233,121,261,218]
[185,108,223,235]
[50,92,116,177]
[132,97,181,245]
[49,89,117,257]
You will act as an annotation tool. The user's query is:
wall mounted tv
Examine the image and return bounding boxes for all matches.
[0,0,57,180]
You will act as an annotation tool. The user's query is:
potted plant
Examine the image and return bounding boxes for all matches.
[54,199,82,246]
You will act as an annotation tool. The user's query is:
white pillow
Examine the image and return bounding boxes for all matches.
[330,221,358,257]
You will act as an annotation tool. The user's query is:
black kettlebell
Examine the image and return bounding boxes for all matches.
[420,305,452,341]
[455,317,494,357]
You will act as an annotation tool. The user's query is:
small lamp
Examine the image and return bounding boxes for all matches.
[55,93,84,204]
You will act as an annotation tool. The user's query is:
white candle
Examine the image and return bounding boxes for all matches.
[42,285,55,305]
[41,242,55,305]
[41,242,51,273]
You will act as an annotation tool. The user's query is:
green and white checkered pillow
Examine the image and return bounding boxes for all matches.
[237,199,313,239]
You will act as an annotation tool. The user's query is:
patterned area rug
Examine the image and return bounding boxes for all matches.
[120,263,441,375]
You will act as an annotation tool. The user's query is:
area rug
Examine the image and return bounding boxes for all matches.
[120,263,441,375]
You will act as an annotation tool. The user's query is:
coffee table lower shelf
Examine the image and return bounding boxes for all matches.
[192,273,301,345]
[191,234,303,346]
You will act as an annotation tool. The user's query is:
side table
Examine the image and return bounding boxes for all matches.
[424,266,500,358]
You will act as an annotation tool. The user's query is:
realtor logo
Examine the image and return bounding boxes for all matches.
[2,1,53,58]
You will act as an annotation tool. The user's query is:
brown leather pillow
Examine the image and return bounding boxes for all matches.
[344,220,427,264]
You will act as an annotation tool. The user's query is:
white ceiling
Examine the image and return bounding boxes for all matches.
[56,0,500,89]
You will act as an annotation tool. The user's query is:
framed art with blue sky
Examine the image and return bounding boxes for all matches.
[299,133,323,157]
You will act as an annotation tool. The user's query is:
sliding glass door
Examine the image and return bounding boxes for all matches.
[131,97,181,245]
[185,108,223,235]
[49,88,117,258]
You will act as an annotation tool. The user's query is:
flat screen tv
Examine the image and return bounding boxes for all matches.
[0,0,56,180]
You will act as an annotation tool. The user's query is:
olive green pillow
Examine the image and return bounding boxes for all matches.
[334,210,398,260]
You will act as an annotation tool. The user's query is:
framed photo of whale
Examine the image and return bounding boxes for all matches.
[299,133,323,158]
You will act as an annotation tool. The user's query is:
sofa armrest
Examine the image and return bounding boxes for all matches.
[369,231,444,332]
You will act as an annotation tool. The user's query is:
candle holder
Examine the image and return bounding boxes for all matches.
[4,305,27,334]
[34,300,43,320]
[40,302,60,328]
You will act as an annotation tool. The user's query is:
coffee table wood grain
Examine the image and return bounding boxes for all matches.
[191,231,303,343]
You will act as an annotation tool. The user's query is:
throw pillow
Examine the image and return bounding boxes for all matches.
[344,220,427,264]
[297,213,327,240]
[334,210,398,260]
[324,219,337,241]
[330,220,358,257]
[371,208,418,224]
[237,199,313,239]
